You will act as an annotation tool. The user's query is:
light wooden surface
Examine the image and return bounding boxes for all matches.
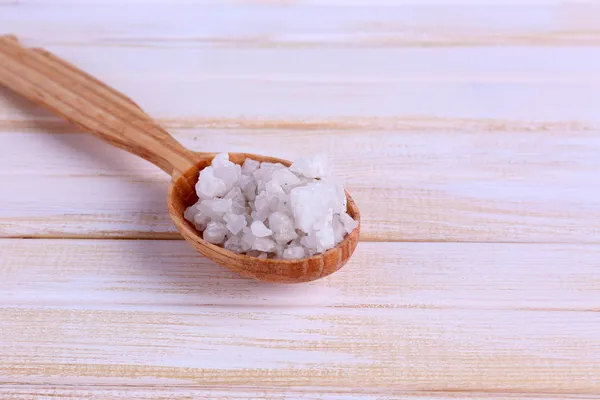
[1,1,600,398]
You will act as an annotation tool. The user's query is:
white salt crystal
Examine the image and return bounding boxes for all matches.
[253,191,277,221]
[312,208,333,231]
[332,214,346,244]
[315,224,335,252]
[320,177,347,214]
[196,166,227,200]
[183,203,198,224]
[300,231,318,249]
[185,202,211,230]
[250,221,273,237]
[212,153,241,192]
[271,168,301,192]
[201,198,232,214]
[283,245,305,260]
[203,222,227,244]
[225,186,244,204]
[290,182,334,233]
[276,193,292,214]
[290,154,330,179]
[224,235,245,253]
[243,180,257,201]
[185,153,357,259]
[253,162,286,191]
[261,162,286,171]
[193,214,211,231]
[250,210,267,222]
[340,212,358,233]
[254,191,271,213]
[268,211,298,244]
[225,187,246,214]
[212,152,230,168]
[241,227,256,249]
[242,158,260,174]
[223,213,247,235]
[274,242,286,258]
[252,237,276,252]
[238,174,252,190]
[266,180,285,196]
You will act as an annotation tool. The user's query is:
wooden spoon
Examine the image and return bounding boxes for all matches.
[0,35,360,283]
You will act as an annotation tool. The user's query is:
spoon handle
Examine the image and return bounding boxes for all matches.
[0,35,198,176]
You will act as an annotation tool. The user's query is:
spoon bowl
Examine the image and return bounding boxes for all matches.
[169,152,360,283]
[0,35,360,283]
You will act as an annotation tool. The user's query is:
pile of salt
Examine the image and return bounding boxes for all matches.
[184,153,358,259]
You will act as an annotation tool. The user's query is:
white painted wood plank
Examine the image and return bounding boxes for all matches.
[3,0,596,5]
[2,127,600,242]
[2,3,599,48]
[1,240,600,394]
[0,387,593,400]
[1,3,600,126]
[0,240,600,397]
[2,240,600,311]
[2,46,600,125]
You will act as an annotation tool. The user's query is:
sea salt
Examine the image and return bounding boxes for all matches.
[184,153,358,259]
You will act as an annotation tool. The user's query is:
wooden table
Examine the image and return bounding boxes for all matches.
[2,1,600,398]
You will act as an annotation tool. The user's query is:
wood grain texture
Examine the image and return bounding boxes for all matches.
[1,3,600,124]
[0,35,198,176]
[2,239,600,396]
[1,390,596,400]
[2,2,600,49]
[2,0,599,397]
[2,127,600,242]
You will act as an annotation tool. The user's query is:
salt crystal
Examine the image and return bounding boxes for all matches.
[243,180,257,201]
[212,152,230,168]
[212,153,241,192]
[203,221,228,244]
[274,242,286,258]
[242,158,260,174]
[241,227,256,249]
[276,193,292,214]
[271,168,301,192]
[260,162,286,171]
[225,187,246,214]
[290,182,334,233]
[201,198,232,215]
[283,245,305,260]
[196,166,227,200]
[340,212,358,233]
[289,154,330,179]
[183,203,198,224]
[332,214,346,244]
[268,211,298,244]
[266,179,285,196]
[223,213,247,235]
[250,221,273,237]
[300,231,318,249]
[252,237,276,252]
[193,213,211,231]
[315,224,335,252]
[224,235,245,253]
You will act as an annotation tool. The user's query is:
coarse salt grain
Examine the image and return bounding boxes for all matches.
[184,153,358,259]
